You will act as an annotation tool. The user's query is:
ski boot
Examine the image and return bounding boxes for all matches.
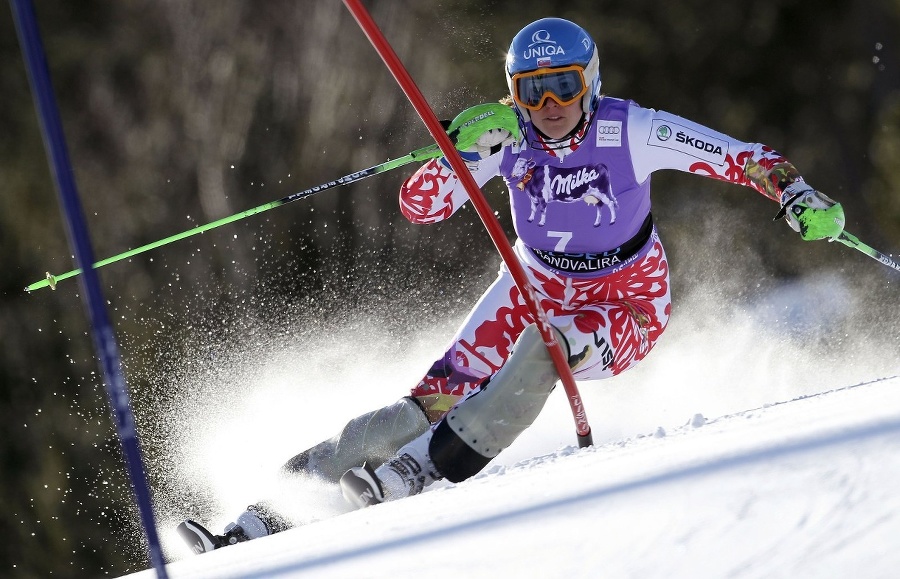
[340,432,441,509]
[178,503,289,554]
[339,462,386,508]
[177,519,250,554]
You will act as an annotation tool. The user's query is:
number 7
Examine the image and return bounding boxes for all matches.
[546,230,572,252]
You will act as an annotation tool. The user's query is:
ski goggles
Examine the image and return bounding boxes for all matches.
[511,65,588,111]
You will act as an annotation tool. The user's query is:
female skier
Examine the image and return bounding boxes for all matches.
[179,17,844,552]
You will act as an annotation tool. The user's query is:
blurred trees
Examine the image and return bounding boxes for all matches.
[1,0,897,575]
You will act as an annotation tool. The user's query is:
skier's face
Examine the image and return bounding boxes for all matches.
[530,99,582,140]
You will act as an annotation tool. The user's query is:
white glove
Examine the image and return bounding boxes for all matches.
[461,128,517,160]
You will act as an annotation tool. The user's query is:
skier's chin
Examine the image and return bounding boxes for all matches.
[534,118,577,139]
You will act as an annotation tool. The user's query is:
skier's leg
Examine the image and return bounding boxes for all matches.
[408,261,533,414]
[214,264,525,542]
[281,396,431,483]
[428,322,563,482]
[211,397,430,544]
[340,240,672,507]
[341,322,564,506]
[547,240,671,381]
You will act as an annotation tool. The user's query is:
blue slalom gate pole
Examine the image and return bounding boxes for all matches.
[9,1,169,577]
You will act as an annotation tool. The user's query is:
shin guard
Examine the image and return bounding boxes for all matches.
[282,396,430,483]
[430,324,564,482]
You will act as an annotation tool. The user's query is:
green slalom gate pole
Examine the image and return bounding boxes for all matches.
[26,143,441,292]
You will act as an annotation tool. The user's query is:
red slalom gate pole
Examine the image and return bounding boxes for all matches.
[343,0,592,447]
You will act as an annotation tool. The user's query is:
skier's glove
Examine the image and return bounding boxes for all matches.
[774,181,845,241]
[445,103,520,161]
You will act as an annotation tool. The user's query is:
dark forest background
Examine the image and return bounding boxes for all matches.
[2,0,898,575]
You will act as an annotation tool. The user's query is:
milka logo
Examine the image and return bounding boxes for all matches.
[523,29,566,59]
[550,167,598,197]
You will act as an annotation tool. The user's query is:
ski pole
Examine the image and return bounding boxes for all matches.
[835,230,900,273]
[25,143,442,292]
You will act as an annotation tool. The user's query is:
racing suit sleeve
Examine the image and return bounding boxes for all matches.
[399,154,503,224]
[627,104,803,202]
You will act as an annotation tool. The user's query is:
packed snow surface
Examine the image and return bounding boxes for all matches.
[122,374,900,579]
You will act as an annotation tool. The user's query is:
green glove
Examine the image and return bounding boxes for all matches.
[445,103,520,161]
[776,181,845,241]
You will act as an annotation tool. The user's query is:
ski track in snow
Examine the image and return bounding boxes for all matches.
[122,375,900,579]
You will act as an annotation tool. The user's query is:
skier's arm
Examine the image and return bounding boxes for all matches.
[399,153,504,224]
[399,103,517,224]
[628,104,844,240]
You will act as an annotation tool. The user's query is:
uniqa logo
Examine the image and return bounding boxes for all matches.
[529,29,555,47]
[656,125,672,141]
[524,29,565,60]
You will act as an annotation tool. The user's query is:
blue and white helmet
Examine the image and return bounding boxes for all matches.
[505,18,602,122]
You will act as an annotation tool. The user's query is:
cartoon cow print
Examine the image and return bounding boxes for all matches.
[524,163,619,227]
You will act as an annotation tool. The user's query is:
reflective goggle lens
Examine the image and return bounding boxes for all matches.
[512,65,588,111]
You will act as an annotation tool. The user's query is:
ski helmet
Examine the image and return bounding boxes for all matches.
[505,18,601,122]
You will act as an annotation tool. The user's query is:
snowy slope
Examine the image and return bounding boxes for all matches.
[122,375,900,579]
